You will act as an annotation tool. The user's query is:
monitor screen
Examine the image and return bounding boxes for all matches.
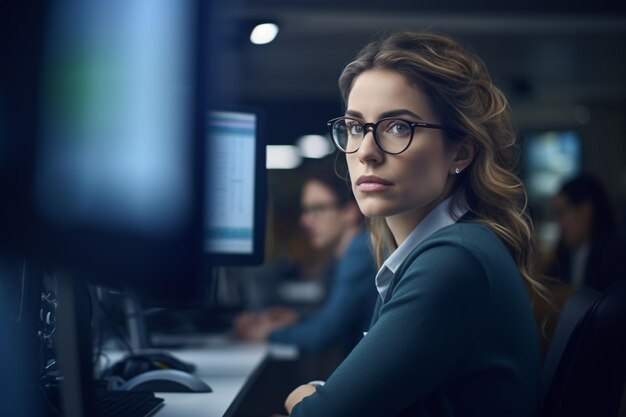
[205,110,266,265]
[522,130,582,201]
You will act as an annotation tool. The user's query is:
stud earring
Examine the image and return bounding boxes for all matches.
[455,168,461,174]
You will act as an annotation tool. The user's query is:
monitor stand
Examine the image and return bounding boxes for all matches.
[110,290,197,377]
[56,275,166,417]
[124,292,149,350]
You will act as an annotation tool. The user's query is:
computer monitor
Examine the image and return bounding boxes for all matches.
[522,130,582,202]
[1,2,237,416]
[0,0,206,302]
[204,110,266,266]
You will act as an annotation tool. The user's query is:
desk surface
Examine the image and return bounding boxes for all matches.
[105,337,270,417]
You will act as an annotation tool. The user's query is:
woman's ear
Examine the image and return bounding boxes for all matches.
[450,139,475,174]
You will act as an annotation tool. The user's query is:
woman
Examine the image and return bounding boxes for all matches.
[284,32,544,417]
[549,174,626,291]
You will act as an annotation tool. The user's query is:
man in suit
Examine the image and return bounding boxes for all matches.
[234,169,377,354]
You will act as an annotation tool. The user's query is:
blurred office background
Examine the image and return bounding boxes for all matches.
[210,0,626,272]
[2,2,625,416]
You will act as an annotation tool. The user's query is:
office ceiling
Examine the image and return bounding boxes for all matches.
[211,1,626,143]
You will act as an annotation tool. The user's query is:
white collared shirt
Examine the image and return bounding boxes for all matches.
[570,240,591,288]
[375,197,469,300]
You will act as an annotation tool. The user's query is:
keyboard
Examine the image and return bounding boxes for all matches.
[94,391,164,417]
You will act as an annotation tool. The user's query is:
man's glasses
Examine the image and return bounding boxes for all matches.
[301,202,341,217]
[327,117,446,155]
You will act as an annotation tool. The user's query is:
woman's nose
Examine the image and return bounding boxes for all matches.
[356,128,383,164]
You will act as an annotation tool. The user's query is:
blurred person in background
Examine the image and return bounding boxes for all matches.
[548,174,626,291]
[234,164,378,355]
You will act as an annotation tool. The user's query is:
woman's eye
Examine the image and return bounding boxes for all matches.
[388,122,410,136]
[347,123,364,135]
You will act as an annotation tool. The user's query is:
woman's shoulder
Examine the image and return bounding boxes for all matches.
[421,221,503,251]
[388,221,521,306]
[387,223,494,302]
[401,221,515,276]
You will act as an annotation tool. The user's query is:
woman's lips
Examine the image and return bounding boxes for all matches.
[356,175,393,192]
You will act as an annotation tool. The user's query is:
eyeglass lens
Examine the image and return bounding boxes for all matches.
[331,118,412,154]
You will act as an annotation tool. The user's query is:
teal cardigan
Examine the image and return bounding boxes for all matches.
[290,222,540,417]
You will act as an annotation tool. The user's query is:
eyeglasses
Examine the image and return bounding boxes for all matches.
[327,117,446,155]
[301,202,341,217]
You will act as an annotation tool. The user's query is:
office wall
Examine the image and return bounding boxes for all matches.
[579,101,626,204]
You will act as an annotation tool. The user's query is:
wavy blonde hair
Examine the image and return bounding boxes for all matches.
[339,32,548,301]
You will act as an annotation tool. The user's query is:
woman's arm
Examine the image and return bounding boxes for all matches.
[288,243,489,417]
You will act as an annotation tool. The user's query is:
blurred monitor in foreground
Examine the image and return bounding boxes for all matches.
[1,0,205,302]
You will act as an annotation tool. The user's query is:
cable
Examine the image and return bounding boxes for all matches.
[93,288,134,354]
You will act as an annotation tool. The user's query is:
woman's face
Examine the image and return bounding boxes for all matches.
[345,69,456,224]
[554,194,593,249]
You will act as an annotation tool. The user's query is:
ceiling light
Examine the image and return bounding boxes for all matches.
[250,23,279,45]
[296,135,333,159]
[266,145,301,169]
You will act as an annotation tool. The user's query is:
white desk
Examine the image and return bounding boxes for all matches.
[104,337,270,417]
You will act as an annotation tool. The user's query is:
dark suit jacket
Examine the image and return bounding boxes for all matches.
[290,223,540,417]
[548,236,626,291]
[268,229,378,353]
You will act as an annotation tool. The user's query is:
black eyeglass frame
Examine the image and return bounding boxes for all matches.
[327,116,447,155]
[300,201,342,217]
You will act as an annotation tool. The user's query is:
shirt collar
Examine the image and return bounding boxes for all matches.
[374,196,468,298]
